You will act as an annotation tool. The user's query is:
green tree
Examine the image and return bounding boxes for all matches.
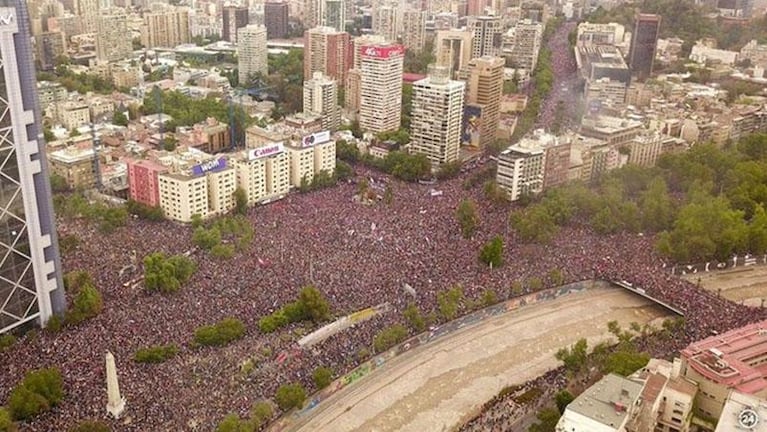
[555,390,574,414]
[312,367,334,389]
[436,161,462,180]
[69,420,111,432]
[548,269,564,286]
[65,284,103,325]
[298,285,331,322]
[403,303,426,332]
[49,174,69,193]
[193,317,246,347]
[111,111,128,127]
[232,188,248,215]
[0,407,15,432]
[604,349,650,376]
[373,324,409,353]
[749,204,767,255]
[555,338,588,374]
[336,140,360,162]
[481,289,497,307]
[510,204,558,243]
[0,334,16,351]
[143,253,197,293]
[250,401,273,425]
[193,226,222,250]
[528,407,561,432]
[8,368,64,421]
[275,383,307,411]
[216,413,254,432]
[133,344,179,363]
[456,199,479,239]
[479,236,504,268]
[639,177,675,232]
[437,286,464,321]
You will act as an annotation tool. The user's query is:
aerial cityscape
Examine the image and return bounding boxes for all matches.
[1,0,767,430]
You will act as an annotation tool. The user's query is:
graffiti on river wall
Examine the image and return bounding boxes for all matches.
[269,280,594,431]
[668,254,767,276]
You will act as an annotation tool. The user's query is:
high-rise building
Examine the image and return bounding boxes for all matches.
[466,0,488,16]
[435,29,473,76]
[304,72,340,131]
[401,9,426,52]
[324,0,345,32]
[304,26,351,84]
[352,34,386,69]
[372,5,399,43]
[467,15,502,59]
[304,0,322,29]
[238,25,268,85]
[141,5,191,49]
[628,13,661,81]
[344,68,361,114]
[264,1,289,39]
[35,31,64,71]
[509,18,543,71]
[0,0,66,333]
[359,43,404,133]
[466,56,504,148]
[222,6,249,43]
[72,0,99,33]
[410,65,465,165]
[496,145,545,201]
[96,10,131,62]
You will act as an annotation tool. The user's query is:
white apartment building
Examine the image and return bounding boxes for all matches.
[467,15,502,59]
[400,9,427,52]
[238,25,269,85]
[285,131,336,187]
[59,101,91,130]
[372,5,399,43]
[435,29,473,76]
[303,72,340,131]
[497,145,545,201]
[359,43,404,133]
[157,154,237,222]
[410,65,465,165]
[509,19,543,71]
[235,142,290,205]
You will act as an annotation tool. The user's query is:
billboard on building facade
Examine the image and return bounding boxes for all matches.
[248,142,284,160]
[301,130,331,148]
[360,44,405,59]
[191,158,227,176]
[462,104,483,147]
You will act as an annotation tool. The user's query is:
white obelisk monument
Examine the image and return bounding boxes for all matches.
[106,351,126,418]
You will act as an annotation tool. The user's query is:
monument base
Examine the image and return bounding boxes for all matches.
[107,397,126,419]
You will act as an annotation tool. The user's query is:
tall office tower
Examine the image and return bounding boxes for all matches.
[304,0,321,29]
[372,5,398,42]
[141,5,191,49]
[344,68,361,114]
[304,72,340,131]
[401,8,426,52]
[96,10,131,62]
[410,65,465,165]
[304,26,351,84]
[466,0,488,16]
[352,34,386,69]
[510,18,542,70]
[467,15,502,59]
[72,0,99,33]
[238,25,268,85]
[324,0,345,32]
[628,13,661,81]
[35,31,64,71]
[0,0,66,334]
[264,1,288,39]
[359,43,404,133]
[466,56,504,148]
[222,6,249,43]
[435,29,473,76]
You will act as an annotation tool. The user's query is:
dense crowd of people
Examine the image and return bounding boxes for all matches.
[0,164,764,432]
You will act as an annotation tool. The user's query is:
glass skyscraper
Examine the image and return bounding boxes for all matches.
[0,0,65,334]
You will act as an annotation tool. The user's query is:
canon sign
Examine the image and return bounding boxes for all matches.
[360,44,405,59]
[248,142,284,160]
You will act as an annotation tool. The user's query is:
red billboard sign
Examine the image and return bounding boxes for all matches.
[361,44,405,59]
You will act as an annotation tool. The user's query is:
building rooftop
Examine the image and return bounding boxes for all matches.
[565,373,644,429]
[681,318,767,394]
[716,390,767,432]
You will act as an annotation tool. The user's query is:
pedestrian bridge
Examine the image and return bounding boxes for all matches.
[611,280,685,317]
